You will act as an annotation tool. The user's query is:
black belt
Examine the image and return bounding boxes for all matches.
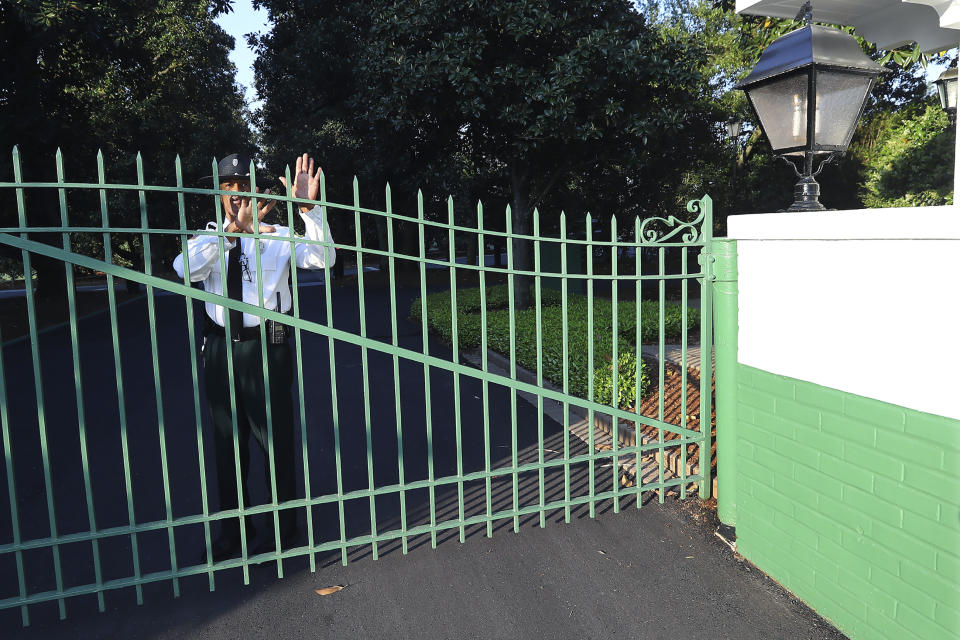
[204,317,288,343]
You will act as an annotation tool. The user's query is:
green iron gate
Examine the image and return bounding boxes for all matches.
[0,148,714,625]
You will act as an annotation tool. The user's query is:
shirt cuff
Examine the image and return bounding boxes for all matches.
[300,205,326,229]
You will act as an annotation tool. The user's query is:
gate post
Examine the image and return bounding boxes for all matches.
[712,238,738,527]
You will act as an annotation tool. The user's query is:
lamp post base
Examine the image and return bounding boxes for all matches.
[787,175,826,211]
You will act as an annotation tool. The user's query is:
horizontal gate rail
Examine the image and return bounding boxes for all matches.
[0,438,704,556]
[0,183,708,249]
[0,471,699,612]
[0,226,706,281]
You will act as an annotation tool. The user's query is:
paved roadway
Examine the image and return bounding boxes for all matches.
[0,277,844,638]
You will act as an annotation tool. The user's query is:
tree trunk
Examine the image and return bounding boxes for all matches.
[465,220,479,285]
[399,218,420,276]
[377,216,389,272]
[9,31,70,303]
[510,160,532,310]
[25,176,69,303]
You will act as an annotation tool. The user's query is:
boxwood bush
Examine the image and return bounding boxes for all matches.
[411,284,700,409]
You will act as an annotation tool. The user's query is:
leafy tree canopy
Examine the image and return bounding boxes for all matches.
[859,102,954,208]
[2,0,252,179]
[254,0,712,305]
[254,0,709,214]
[1,0,253,290]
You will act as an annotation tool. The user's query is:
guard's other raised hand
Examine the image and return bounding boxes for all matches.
[279,153,322,213]
[235,189,277,234]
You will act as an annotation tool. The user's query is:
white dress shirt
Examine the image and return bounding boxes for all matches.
[172,205,335,327]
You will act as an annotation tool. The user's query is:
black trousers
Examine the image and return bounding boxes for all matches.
[202,331,297,539]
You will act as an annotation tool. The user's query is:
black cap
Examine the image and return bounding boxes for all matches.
[200,153,254,184]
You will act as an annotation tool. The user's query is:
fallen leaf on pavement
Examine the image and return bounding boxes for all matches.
[315,585,345,596]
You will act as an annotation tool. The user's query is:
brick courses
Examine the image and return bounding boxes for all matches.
[735,364,960,640]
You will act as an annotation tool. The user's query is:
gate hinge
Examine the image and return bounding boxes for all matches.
[698,253,717,282]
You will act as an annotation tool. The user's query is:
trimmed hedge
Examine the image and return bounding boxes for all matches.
[411,284,700,408]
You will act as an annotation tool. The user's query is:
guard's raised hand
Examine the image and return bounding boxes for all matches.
[279,153,322,212]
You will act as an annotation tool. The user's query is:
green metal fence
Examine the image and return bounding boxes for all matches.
[0,148,714,625]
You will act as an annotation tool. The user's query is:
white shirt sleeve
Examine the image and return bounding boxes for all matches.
[294,205,336,269]
[172,222,236,282]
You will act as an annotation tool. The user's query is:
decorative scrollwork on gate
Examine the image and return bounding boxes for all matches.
[638,197,708,245]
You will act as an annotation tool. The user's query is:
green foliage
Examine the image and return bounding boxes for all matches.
[412,284,699,408]
[593,352,644,408]
[253,0,712,291]
[859,103,955,208]
[2,1,251,180]
[0,1,252,285]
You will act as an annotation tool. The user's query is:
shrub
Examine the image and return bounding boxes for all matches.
[411,284,699,408]
[860,103,954,208]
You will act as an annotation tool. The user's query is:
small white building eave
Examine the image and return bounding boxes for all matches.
[736,0,960,52]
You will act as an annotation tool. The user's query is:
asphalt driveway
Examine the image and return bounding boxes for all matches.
[0,276,845,638]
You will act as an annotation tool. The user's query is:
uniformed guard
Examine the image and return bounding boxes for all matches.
[174,153,335,561]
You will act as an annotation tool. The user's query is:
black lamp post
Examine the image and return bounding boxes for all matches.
[934,67,958,125]
[726,118,744,214]
[734,2,887,211]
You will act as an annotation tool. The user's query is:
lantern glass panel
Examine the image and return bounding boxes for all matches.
[813,71,873,149]
[747,73,808,155]
[946,78,958,110]
[726,119,742,139]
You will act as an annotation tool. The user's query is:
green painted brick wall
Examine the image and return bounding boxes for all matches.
[735,364,960,640]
